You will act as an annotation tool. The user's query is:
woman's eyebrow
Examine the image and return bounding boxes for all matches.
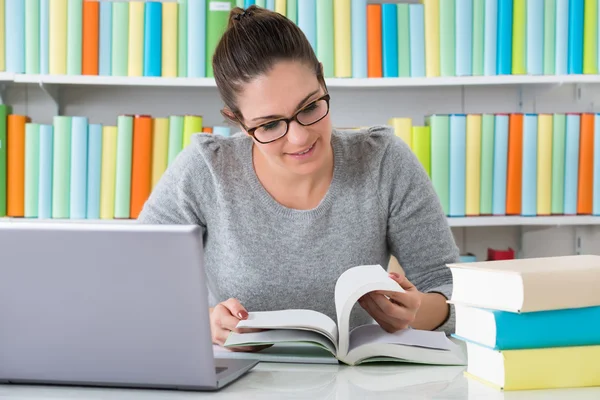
[251,89,320,122]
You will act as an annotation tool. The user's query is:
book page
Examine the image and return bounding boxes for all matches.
[236,310,338,346]
[348,324,456,352]
[213,344,338,364]
[224,329,338,356]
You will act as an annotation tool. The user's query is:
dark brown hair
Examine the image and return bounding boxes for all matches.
[213,6,325,124]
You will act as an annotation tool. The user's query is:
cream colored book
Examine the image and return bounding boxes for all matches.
[225,265,466,366]
[448,255,600,312]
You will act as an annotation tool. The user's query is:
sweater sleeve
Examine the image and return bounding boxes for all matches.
[376,126,459,334]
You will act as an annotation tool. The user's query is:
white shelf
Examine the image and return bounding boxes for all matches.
[447,216,600,227]
[14,74,216,87]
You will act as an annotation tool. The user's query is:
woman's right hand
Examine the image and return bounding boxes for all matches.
[210,298,271,352]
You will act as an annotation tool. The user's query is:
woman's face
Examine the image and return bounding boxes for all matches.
[236,60,333,178]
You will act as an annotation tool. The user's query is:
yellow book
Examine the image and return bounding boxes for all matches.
[537,114,553,215]
[465,342,600,391]
[275,0,287,16]
[333,0,351,78]
[411,126,431,176]
[100,126,117,220]
[49,0,68,75]
[388,117,412,149]
[423,0,440,77]
[465,114,482,216]
[128,2,144,77]
[151,118,169,189]
[162,2,178,77]
[183,115,203,148]
[0,0,5,71]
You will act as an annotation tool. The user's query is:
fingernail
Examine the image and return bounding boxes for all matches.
[389,272,398,279]
[237,311,248,319]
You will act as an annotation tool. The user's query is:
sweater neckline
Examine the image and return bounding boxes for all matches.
[242,131,344,220]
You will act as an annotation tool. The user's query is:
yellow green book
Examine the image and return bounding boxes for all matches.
[183,115,203,148]
[583,0,598,74]
[465,114,482,216]
[423,0,440,77]
[388,117,412,148]
[100,126,117,220]
[333,0,351,78]
[511,0,526,74]
[151,117,169,189]
[537,114,553,215]
[128,2,144,77]
[411,126,431,176]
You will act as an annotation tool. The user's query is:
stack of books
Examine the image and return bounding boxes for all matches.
[448,254,600,390]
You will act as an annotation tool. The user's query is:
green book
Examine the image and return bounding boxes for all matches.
[52,116,72,219]
[583,0,598,74]
[287,0,297,24]
[206,1,235,78]
[317,0,334,77]
[25,0,40,74]
[111,2,129,77]
[67,0,82,75]
[256,0,266,7]
[0,104,12,217]
[480,114,495,215]
[512,0,526,74]
[114,115,133,219]
[543,0,556,75]
[551,114,566,214]
[439,0,455,76]
[24,123,40,218]
[427,115,449,215]
[397,3,410,77]
[472,0,484,76]
[168,115,184,165]
[178,0,188,77]
[412,126,431,177]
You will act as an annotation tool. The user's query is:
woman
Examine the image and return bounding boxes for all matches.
[138,6,459,351]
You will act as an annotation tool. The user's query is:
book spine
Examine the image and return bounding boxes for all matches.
[466,114,482,216]
[424,0,440,77]
[595,114,600,215]
[506,114,523,215]
[564,114,580,215]
[7,115,26,217]
[537,114,553,216]
[568,0,584,74]
[526,0,543,75]
[317,0,334,77]
[551,114,566,214]
[111,1,129,76]
[86,124,102,220]
[40,0,49,74]
[299,0,318,53]
[412,126,431,176]
[162,2,178,77]
[130,116,153,219]
[67,0,82,75]
[472,0,484,76]
[583,0,598,74]
[114,115,133,219]
[409,4,425,77]
[0,0,4,72]
[24,123,40,218]
[521,114,538,217]
[151,117,169,189]
[483,0,497,75]
[450,114,467,217]
[183,115,203,148]
[100,126,117,220]
[38,124,53,219]
[480,114,494,214]
[213,126,231,136]
[367,4,382,77]
[555,0,568,74]
[256,0,265,7]
[440,0,456,76]
[82,0,99,75]
[428,115,450,215]
[206,1,234,78]
[48,0,67,75]
[266,0,275,10]
[543,0,556,75]
[388,117,412,148]
[333,0,352,78]
[382,3,398,78]
[144,1,162,77]
[496,0,513,74]
[275,0,286,16]
[178,0,188,77]
[25,0,40,74]
[128,1,144,77]
[397,4,411,77]
[0,104,11,217]
[287,0,297,23]
[188,0,206,78]
[168,115,184,165]
[512,0,526,74]
[52,116,71,219]
[6,0,25,73]
[350,0,366,78]
[98,1,112,76]
[455,0,473,76]
[577,113,594,214]
[69,116,88,219]
[492,114,509,215]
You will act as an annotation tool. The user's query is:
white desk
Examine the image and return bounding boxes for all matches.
[0,362,599,400]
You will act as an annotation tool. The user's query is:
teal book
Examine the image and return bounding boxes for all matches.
[439,0,456,76]
[472,0,484,75]
[38,124,53,219]
[397,3,410,77]
[551,114,566,214]
[449,114,466,217]
[25,0,40,74]
[317,0,334,77]
[86,124,102,220]
[543,0,556,75]
[454,305,600,350]
[480,114,494,214]
[24,123,40,218]
[52,116,72,219]
[114,116,133,219]
[521,114,538,216]
[69,116,88,219]
[427,115,450,215]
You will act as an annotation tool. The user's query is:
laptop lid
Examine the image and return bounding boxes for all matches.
[0,222,220,389]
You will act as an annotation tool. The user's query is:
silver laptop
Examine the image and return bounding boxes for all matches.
[0,221,258,391]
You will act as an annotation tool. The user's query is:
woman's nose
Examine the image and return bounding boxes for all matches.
[285,121,311,145]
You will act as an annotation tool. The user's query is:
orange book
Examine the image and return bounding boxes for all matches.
[578,113,594,214]
[82,0,99,75]
[506,114,523,215]
[6,115,29,217]
[367,4,382,78]
[130,115,153,219]
[202,127,213,133]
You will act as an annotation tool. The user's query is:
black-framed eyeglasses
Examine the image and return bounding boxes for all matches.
[238,93,331,144]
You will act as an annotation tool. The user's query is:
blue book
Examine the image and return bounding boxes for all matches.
[459,254,477,262]
[187,0,206,77]
[568,0,583,74]
[456,0,473,76]
[99,1,112,76]
[409,4,425,77]
[594,114,600,215]
[496,0,513,74]
[40,0,49,74]
[266,0,275,11]
[453,305,600,351]
[69,117,88,219]
[86,124,102,220]
[382,3,398,77]
[450,114,467,217]
[492,114,509,215]
[555,0,568,74]
[244,0,255,7]
[350,0,366,78]
[483,0,498,75]
[564,114,580,214]
[144,1,162,77]
[526,0,544,75]
[6,0,25,73]
[38,125,53,220]
[298,0,317,53]
[521,114,538,216]
[213,126,231,136]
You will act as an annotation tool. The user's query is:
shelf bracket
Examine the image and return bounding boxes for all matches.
[39,82,62,115]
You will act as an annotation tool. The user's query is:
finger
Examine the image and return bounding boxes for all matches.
[358,296,396,333]
[226,344,273,353]
[374,290,422,311]
[221,298,249,319]
[389,272,416,291]
[369,293,417,325]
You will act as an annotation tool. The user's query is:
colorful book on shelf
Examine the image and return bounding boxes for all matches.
[578,113,594,214]
[479,114,494,215]
[465,114,481,216]
[67,0,83,75]
[98,1,112,76]
[111,1,128,77]
[427,115,449,215]
[333,0,351,78]
[100,126,117,219]
[543,0,556,75]
[487,247,514,260]
[496,0,513,75]
[130,115,153,219]
[366,4,382,78]
[188,0,207,78]
[40,0,49,75]
[70,116,88,219]
[162,1,178,78]
[551,114,566,214]
[423,0,440,77]
[299,0,318,55]
[206,0,234,78]
[511,0,526,75]
[396,3,410,77]
[52,116,71,219]
[7,115,28,217]
[388,117,412,148]
[144,1,162,77]
[483,0,497,76]
[412,126,431,176]
[86,124,102,220]
[6,0,25,73]
[536,114,552,216]
[505,114,523,215]
[38,124,53,219]
[449,114,466,217]
[316,0,334,77]
[82,0,99,76]
[564,114,581,215]
[525,0,543,75]
[24,123,40,218]
[583,0,598,74]
[381,3,398,78]
[409,3,425,77]
[151,117,169,189]
[455,0,472,76]
[178,0,188,77]
[471,0,484,76]
[568,0,584,74]
[25,0,40,74]
[555,0,569,74]
[49,0,67,75]
[128,1,144,77]
[492,114,508,215]
[0,104,12,217]
[595,114,600,216]
[439,0,455,76]
[521,114,538,217]
[114,115,133,219]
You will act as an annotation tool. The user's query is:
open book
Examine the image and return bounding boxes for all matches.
[224,265,466,366]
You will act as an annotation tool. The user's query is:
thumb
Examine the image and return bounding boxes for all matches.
[389,272,416,291]
[222,298,249,320]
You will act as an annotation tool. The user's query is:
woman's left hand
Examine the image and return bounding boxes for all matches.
[358,272,422,333]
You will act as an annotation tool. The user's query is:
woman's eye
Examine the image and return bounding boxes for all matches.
[263,121,280,131]
[302,103,318,113]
